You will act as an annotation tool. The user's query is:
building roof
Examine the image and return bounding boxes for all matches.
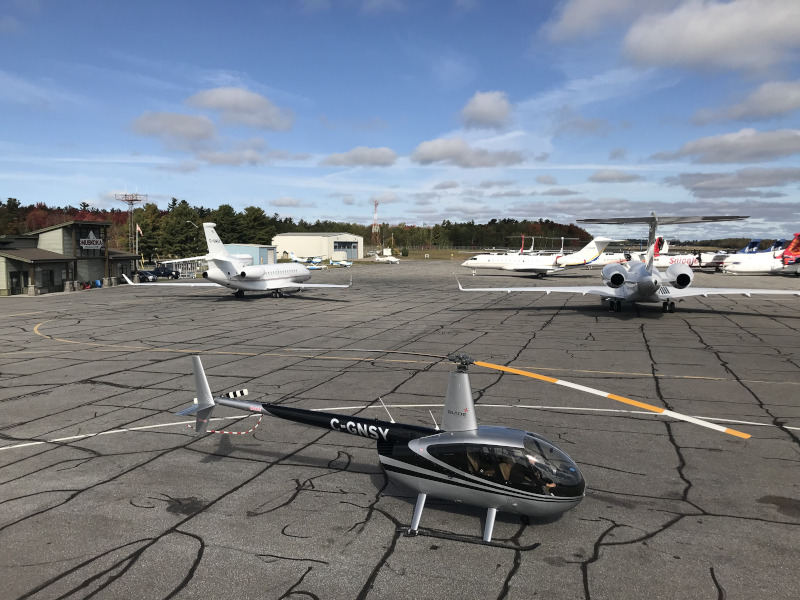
[108,248,140,260]
[273,232,361,238]
[0,248,74,263]
[27,220,114,235]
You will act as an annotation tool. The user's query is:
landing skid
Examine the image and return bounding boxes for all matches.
[399,527,540,551]
[402,492,540,548]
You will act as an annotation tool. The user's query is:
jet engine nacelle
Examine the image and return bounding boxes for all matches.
[665,263,693,289]
[601,263,628,288]
[202,268,226,282]
[239,265,266,280]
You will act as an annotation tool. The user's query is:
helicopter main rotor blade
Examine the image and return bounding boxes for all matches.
[474,361,750,439]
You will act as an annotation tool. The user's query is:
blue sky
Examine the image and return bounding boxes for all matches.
[2,0,800,240]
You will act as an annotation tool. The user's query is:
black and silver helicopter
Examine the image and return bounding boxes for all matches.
[178,352,749,543]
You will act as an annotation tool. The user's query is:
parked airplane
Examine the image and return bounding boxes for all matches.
[290,252,323,264]
[722,233,800,275]
[458,214,800,313]
[375,254,400,264]
[178,352,748,543]
[329,258,353,267]
[124,223,350,298]
[461,237,613,278]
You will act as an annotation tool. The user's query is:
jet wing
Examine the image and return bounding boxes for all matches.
[501,265,561,273]
[159,255,210,264]
[457,278,624,298]
[122,274,220,287]
[663,287,800,299]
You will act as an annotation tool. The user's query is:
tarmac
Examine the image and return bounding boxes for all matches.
[1,259,799,600]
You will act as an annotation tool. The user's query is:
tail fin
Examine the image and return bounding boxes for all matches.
[175,356,216,434]
[203,223,232,260]
[558,237,612,266]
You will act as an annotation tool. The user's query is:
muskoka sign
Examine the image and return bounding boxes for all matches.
[79,231,103,250]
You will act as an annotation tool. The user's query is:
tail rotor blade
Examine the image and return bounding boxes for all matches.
[474,360,750,439]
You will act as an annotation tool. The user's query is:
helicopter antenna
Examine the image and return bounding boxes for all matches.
[428,410,440,431]
[447,353,474,372]
[378,397,395,423]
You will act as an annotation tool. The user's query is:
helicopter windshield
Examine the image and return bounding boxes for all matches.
[523,434,582,486]
[427,441,583,496]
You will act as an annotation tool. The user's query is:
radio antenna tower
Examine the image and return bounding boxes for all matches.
[372,200,380,247]
[116,193,146,253]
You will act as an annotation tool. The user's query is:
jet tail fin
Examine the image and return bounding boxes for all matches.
[203,223,232,260]
[557,237,612,266]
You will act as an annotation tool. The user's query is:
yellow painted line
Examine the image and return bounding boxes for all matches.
[0,311,45,318]
[30,322,800,386]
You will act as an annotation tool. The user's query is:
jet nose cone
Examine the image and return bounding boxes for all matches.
[461,261,470,267]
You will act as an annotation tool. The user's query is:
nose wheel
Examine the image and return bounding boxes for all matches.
[662,301,675,313]
[609,300,622,312]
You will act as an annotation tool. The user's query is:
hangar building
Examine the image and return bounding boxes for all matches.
[223,243,278,266]
[272,232,363,261]
[0,221,137,295]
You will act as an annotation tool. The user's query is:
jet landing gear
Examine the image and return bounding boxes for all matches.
[234,290,245,298]
[662,300,675,313]
[609,300,622,312]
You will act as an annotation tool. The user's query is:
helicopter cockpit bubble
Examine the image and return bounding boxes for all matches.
[523,434,583,488]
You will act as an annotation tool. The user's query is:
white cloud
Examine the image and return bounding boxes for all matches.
[131,112,216,150]
[433,180,459,190]
[271,197,315,208]
[543,0,677,41]
[461,91,511,129]
[186,87,294,131]
[321,146,397,167]
[664,167,800,198]
[653,128,800,163]
[609,147,627,160]
[477,180,514,188]
[588,169,643,183]
[694,80,800,124]
[536,174,557,185]
[541,188,580,196]
[624,0,800,72]
[371,191,402,204]
[411,137,523,168]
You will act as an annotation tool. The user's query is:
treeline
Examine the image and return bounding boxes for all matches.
[2,197,591,260]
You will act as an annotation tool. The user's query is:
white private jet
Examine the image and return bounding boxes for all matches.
[461,237,613,278]
[722,233,800,275]
[458,214,800,313]
[375,254,400,264]
[124,223,350,298]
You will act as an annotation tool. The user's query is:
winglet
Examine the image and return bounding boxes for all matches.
[122,274,136,285]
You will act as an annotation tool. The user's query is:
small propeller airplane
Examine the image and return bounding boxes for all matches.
[177,350,749,544]
[123,223,350,298]
[461,237,613,278]
[289,252,323,264]
[374,253,400,264]
[458,214,800,313]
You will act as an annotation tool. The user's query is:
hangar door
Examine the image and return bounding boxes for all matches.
[334,241,358,259]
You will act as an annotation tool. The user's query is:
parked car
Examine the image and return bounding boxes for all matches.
[137,270,157,282]
[152,265,180,279]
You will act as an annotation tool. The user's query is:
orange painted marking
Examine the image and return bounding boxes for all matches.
[475,361,559,383]
[606,393,665,414]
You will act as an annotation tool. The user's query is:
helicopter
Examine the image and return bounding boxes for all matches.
[177,351,750,544]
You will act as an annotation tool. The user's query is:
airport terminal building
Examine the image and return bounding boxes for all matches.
[0,221,138,295]
[272,232,363,261]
